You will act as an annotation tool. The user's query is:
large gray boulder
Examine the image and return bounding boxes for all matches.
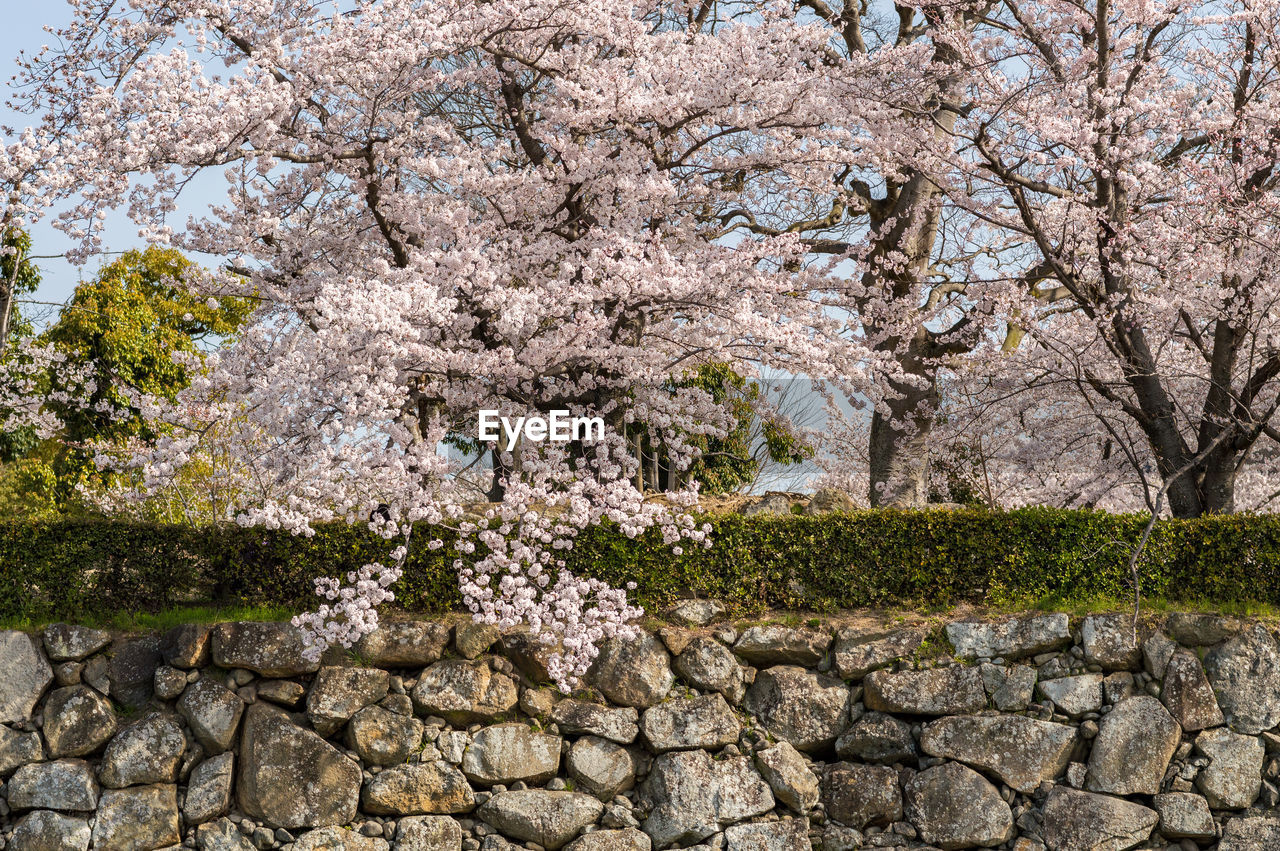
[345,704,423,766]
[1080,614,1142,670]
[920,714,1076,793]
[159,623,212,668]
[501,630,561,683]
[411,659,518,724]
[1204,625,1280,734]
[1152,792,1216,842]
[1086,696,1180,796]
[755,741,819,813]
[1042,786,1157,851]
[1161,650,1224,731]
[395,816,465,851]
[7,760,99,811]
[664,599,726,627]
[292,827,389,851]
[42,685,117,758]
[194,817,256,851]
[743,665,850,751]
[98,712,185,788]
[835,711,916,764]
[184,752,234,825]
[550,699,639,744]
[452,621,499,659]
[566,828,652,851]
[0,723,43,777]
[732,626,831,667]
[41,624,110,663]
[1195,727,1264,809]
[1036,673,1103,718]
[832,628,927,679]
[361,762,475,815]
[1168,613,1238,646]
[641,750,775,847]
[673,637,745,700]
[566,735,636,800]
[90,784,181,850]
[1143,631,1177,678]
[724,818,812,851]
[211,622,319,677]
[177,676,245,754]
[462,723,561,786]
[588,634,674,708]
[0,630,53,724]
[821,762,902,830]
[1220,815,1280,851]
[641,694,740,752]
[477,790,604,850]
[979,663,1037,711]
[904,762,1014,849]
[864,666,986,716]
[945,615,1070,660]
[355,620,451,667]
[108,636,162,708]
[237,703,361,829]
[306,665,389,736]
[10,810,91,851]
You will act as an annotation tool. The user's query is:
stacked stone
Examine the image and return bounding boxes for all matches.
[1,605,1279,850]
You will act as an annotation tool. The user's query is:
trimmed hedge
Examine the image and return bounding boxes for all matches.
[2,507,1280,621]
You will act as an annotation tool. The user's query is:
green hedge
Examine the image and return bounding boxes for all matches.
[2,508,1279,621]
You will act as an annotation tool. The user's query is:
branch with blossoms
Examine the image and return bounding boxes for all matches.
[0,338,112,438]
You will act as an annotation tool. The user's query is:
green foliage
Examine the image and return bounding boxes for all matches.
[1,247,254,516]
[627,363,812,495]
[679,364,811,495]
[0,519,210,621]
[1,227,41,343]
[0,228,44,466]
[6,507,1280,622]
[44,247,253,446]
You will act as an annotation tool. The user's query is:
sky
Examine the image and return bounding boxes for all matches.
[2,4,81,311]
[0,3,221,325]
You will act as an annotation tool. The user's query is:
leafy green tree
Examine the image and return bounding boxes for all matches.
[9,247,253,513]
[0,227,43,466]
[631,363,812,495]
[0,226,40,352]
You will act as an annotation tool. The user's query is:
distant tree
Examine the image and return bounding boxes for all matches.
[0,226,39,355]
[628,364,813,496]
[4,247,253,514]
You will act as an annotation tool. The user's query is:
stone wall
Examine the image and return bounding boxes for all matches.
[1,606,1280,851]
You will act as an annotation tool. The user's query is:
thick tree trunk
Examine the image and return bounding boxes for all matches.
[868,367,938,507]
[1200,464,1237,515]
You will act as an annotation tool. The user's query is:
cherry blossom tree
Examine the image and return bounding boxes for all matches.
[721,0,994,507]
[4,0,911,685]
[935,0,1280,517]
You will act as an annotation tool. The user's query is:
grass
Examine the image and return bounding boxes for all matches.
[0,603,299,634]
[992,592,1280,620]
[1,593,1277,636]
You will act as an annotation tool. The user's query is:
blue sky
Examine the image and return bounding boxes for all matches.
[1,4,219,322]
[2,4,81,310]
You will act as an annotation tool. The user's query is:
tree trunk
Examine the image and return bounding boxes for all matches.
[486,447,507,502]
[1200,464,1237,515]
[868,368,938,507]
[0,270,14,358]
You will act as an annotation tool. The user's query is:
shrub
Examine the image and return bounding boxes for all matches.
[3,507,1280,621]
